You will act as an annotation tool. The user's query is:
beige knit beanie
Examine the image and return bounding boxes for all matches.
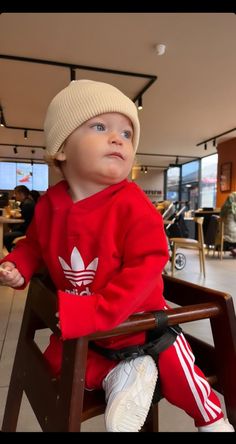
[44,79,140,156]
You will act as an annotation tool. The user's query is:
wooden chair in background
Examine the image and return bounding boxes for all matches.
[169,217,206,276]
[2,273,236,432]
[213,217,224,260]
[205,216,225,260]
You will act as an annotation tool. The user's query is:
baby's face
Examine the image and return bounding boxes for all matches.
[61,112,135,186]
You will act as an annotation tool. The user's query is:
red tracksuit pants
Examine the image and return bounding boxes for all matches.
[44,332,223,428]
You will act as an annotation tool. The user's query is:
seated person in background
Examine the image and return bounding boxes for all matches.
[220,191,236,256]
[29,189,41,204]
[3,185,35,252]
[155,200,174,217]
[0,191,9,208]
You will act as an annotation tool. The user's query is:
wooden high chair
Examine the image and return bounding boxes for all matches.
[2,273,236,432]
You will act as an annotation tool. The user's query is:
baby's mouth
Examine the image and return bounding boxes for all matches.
[107,152,124,160]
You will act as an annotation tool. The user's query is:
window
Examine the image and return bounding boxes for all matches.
[181,160,200,210]
[182,160,199,184]
[166,167,180,201]
[200,154,218,208]
[0,161,48,191]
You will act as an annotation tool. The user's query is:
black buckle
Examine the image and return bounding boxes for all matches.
[117,345,146,360]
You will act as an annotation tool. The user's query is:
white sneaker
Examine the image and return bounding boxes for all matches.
[198,418,235,432]
[103,355,158,432]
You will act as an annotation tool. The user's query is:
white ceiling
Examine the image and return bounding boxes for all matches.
[1,12,236,168]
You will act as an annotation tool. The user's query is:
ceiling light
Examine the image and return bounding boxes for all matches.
[0,107,5,127]
[137,96,143,110]
[144,166,148,173]
[24,129,28,139]
[13,146,18,154]
[70,68,76,81]
[204,143,207,150]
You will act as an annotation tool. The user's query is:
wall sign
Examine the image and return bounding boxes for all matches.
[220,162,232,192]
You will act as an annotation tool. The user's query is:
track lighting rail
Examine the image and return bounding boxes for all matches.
[196,127,236,148]
[0,54,157,134]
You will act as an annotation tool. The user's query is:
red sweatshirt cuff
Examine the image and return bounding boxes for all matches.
[58,290,97,339]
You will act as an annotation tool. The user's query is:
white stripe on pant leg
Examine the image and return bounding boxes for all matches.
[177,336,212,401]
[206,398,223,414]
[174,340,210,422]
[180,333,210,396]
[176,335,222,415]
[176,336,220,418]
[176,335,221,417]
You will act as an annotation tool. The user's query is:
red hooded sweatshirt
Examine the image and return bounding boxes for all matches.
[1,179,169,365]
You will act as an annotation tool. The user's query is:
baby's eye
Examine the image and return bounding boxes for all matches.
[122,130,133,140]
[92,123,106,131]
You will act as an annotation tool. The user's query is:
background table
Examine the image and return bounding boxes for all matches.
[194,210,220,237]
[0,217,24,259]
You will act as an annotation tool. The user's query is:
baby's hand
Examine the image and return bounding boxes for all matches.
[0,262,25,288]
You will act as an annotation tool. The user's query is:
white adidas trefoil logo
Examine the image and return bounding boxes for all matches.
[59,247,98,288]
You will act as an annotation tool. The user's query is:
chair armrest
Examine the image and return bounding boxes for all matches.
[28,275,222,342]
[163,274,232,306]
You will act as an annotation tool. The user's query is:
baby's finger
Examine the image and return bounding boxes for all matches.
[0,266,11,274]
[6,273,24,288]
[12,276,24,288]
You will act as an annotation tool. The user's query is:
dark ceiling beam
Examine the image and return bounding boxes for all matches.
[0,54,157,134]
[0,54,157,79]
[0,143,45,150]
[134,165,167,169]
[0,156,44,162]
[137,152,200,159]
[0,54,157,106]
[196,127,236,147]
[1,124,43,132]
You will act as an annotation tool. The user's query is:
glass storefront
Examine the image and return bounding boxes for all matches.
[200,154,218,208]
[166,167,180,201]
[165,154,218,210]
[181,160,200,210]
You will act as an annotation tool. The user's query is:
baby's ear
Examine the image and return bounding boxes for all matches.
[54,151,66,162]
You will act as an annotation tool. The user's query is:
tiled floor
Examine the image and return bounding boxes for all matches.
[0,249,235,432]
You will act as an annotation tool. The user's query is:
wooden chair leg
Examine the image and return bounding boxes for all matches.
[220,245,223,260]
[201,249,206,277]
[171,243,176,274]
[149,403,159,431]
[2,290,33,431]
[199,249,203,273]
[141,402,159,432]
[1,372,23,432]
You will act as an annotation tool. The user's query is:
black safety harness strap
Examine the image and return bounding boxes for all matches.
[89,310,182,361]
